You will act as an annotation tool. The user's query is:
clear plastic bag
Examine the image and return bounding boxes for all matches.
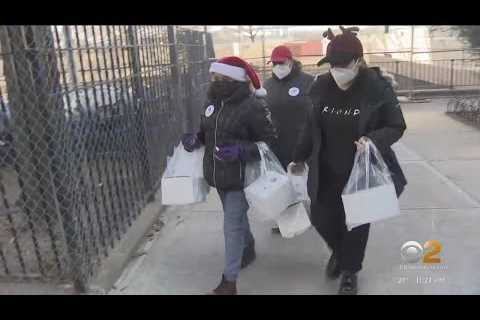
[163,144,205,179]
[342,139,401,230]
[161,143,209,205]
[244,142,297,221]
[343,140,393,195]
[243,142,286,187]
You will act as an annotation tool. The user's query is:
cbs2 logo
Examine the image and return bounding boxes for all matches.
[401,240,442,264]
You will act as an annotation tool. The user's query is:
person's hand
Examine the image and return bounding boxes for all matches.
[181,133,201,152]
[354,136,369,153]
[288,162,306,176]
[214,144,245,162]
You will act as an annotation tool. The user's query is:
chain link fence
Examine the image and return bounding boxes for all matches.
[0,25,214,292]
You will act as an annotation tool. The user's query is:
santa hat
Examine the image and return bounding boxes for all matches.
[209,56,267,97]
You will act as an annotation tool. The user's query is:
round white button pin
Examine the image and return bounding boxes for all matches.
[289,87,300,96]
[205,105,215,117]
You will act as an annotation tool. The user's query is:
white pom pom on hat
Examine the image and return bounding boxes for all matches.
[209,56,267,97]
[254,87,267,97]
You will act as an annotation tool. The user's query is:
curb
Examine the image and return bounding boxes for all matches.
[0,280,76,295]
[90,189,165,294]
[397,88,480,99]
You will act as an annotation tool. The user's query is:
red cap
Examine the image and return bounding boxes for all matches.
[268,45,293,64]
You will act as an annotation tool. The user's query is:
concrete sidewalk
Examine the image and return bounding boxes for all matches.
[111,99,480,295]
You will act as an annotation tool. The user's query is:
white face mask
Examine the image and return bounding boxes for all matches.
[272,62,292,80]
[330,59,360,90]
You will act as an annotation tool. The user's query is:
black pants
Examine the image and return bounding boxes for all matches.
[310,196,370,274]
[310,180,404,274]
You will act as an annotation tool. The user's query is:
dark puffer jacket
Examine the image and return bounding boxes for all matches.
[263,61,314,169]
[198,84,277,191]
[294,67,408,200]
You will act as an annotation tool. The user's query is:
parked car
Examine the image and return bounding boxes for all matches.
[0,83,168,166]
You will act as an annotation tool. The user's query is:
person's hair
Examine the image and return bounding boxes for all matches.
[246,79,255,92]
[356,57,368,69]
[380,69,398,88]
[358,57,398,88]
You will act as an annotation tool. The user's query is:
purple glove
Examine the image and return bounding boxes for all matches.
[214,144,245,162]
[181,133,202,152]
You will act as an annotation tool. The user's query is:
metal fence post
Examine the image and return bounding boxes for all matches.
[261,27,266,81]
[202,26,210,86]
[127,26,152,196]
[63,26,79,89]
[203,26,208,61]
[167,26,189,134]
[409,26,415,99]
[450,59,455,89]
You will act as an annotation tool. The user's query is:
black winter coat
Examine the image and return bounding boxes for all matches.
[294,67,408,200]
[198,84,277,191]
[263,61,314,169]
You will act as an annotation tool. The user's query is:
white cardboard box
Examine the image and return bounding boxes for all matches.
[342,183,401,231]
[161,176,210,205]
[276,202,311,238]
[245,171,297,221]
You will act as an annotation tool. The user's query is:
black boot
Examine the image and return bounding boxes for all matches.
[338,271,358,295]
[326,252,341,279]
[241,240,256,269]
[208,275,237,295]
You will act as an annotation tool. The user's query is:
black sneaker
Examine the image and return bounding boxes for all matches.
[338,271,358,295]
[271,226,281,234]
[326,252,341,279]
[241,241,256,269]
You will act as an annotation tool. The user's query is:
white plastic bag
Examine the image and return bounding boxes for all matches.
[163,143,204,178]
[287,163,309,202]
[161,144,210,205]
[275,202,311,238]
[244,142,297,222]
[341,140,401,231]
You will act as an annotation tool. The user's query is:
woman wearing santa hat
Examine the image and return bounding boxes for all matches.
[181,56,277,295]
